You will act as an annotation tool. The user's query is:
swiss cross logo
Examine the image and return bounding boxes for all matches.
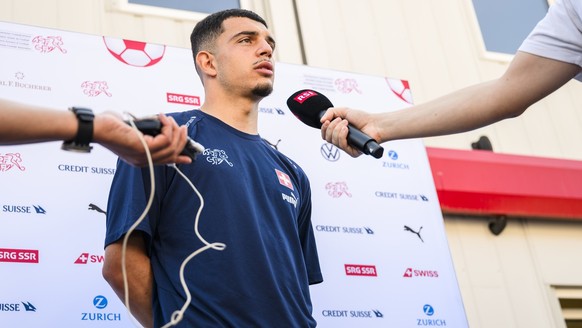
[75,253,89,264]
[275,169,294,191]
[74,252,104,264]
[403,267,439,278]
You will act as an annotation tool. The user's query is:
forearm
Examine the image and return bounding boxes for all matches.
[103,236,154,328]
[0,99,126,147]
[0,99,77,144]
[378,52,580,143]
[378,80,520,142]
[108,268,154,328]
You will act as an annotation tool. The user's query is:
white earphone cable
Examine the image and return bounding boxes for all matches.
[122,118,156,328]
[160,164,225,328]
[121,117,225,328]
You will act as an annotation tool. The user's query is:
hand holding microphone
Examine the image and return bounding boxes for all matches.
[286,89,384,159]
[127,116,205,161]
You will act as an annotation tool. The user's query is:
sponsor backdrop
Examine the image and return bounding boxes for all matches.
[0,22,467,327]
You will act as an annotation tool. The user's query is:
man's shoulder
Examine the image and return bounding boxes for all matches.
[265,144,309,180]
[167,109,202,126]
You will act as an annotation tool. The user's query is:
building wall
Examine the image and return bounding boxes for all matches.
[1,1,581,327]
[0,0,204,49]
[0,0,304,69]
[446,216,582,328]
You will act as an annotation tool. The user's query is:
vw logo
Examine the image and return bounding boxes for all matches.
[321,143,340,162]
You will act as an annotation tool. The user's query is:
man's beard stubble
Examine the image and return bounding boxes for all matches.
[251,82,273,98]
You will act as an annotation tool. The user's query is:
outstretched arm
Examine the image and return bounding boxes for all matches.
[94,111,191,166]
[0,98,192,166]
[0,99,79,144]
[321,52,581,156]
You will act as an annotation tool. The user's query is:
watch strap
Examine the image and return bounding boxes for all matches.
[61,107,94,153]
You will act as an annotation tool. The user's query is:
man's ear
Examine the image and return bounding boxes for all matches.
[196,51,217,78]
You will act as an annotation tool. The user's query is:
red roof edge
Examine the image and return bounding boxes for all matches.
[426,147,582,220]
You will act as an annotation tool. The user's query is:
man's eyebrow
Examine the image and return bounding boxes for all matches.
[230,30,258,41]
[230,31,276,47]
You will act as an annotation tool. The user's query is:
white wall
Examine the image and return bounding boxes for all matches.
[0,0,198,49]
[445,216,582,328]
[0,0,305,67]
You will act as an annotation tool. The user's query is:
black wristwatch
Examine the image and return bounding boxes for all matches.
[61,107,94,153]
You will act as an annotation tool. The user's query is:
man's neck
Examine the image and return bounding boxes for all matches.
[200,93,261,135]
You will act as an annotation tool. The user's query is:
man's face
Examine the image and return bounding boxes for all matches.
[212,17,276,98]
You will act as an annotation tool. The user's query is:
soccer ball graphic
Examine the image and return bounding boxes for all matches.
[385,78,413,104]
[102,37,165,67]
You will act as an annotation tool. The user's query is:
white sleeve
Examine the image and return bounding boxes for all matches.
[518,0,582,81]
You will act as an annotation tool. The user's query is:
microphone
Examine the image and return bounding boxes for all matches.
[128,118,205,160]
[286,89,384,159]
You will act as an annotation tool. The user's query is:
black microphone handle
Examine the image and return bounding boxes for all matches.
[346,125,384,159]
[128,118,204,160]
[317,112,384,159]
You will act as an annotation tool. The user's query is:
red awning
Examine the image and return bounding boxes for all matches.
[426,147,582,220]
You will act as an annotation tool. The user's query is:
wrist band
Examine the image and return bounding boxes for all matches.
[61,107,94,153]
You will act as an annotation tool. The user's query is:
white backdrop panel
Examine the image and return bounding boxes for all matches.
[0,21,467,327]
